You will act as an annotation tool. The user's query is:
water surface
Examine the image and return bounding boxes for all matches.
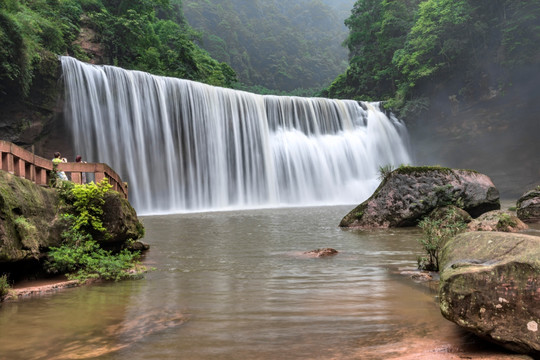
[1,206,528,359]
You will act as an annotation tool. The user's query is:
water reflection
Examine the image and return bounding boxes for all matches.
[0,206,527,359]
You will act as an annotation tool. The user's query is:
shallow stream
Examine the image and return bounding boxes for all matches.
[1,205,536,359]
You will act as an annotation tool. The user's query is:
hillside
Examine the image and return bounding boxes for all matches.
[0,0,236,148]
[182,0,355,94]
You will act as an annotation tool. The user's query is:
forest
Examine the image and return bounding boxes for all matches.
[0,0,236,102]
[323,0,540,120]
[1,0,539,121]
[182,0,355,95]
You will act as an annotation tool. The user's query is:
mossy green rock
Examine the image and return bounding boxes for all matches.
[0,170,145,267]
[0,171,62,262]
[439,232,540,356]
[340,166,500,228]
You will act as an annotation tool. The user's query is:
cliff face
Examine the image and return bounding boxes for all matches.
[0,171,144,276]
[0,53,65,158]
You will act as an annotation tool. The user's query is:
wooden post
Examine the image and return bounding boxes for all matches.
[26,162,33,181]
[3,153,14,174]
[95,172,105,183]
[35,168,48,185]
[71,172,82,184]
[14,157,25,178]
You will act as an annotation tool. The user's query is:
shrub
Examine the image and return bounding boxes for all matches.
[377,164,395,181]
[47,179,143,283]
[70,179,112,236]
[47,234,141,282]
[417,207,467,271]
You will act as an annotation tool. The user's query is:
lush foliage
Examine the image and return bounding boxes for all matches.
[70,179,112,235]
[324,0,540,119]
[0,0,83,97]
[0,0,236,100]
[182,0,355,94]
[417,207,467,271]
[47,179,141,282]
[47,232,141,282]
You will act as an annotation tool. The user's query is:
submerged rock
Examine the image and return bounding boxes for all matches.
[516,187,540,223]
[439,231,540,356]
[339,166,500,229]
[467,210,528,232]
[304,248,338,257]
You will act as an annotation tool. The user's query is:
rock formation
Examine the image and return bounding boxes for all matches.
[339,166,500,229]
[517,187,540,223]
[439,231,540,356]
[467,210,528,232]
[0,171,144,273]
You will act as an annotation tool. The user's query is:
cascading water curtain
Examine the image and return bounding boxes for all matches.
[61,56,411,214]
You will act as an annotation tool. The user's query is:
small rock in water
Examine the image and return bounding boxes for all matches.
[304,248,338,257]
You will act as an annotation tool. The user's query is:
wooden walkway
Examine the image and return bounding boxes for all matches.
[0,140,128,199]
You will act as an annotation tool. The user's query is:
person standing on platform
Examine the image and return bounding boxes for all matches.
[52,152,68,181]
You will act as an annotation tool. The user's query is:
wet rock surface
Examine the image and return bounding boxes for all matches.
[303,248,339,257]
[517,188,540,223]
[340,166,500,229]
[439,231,540,356]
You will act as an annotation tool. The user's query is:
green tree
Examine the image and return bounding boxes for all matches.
[323,0,419,101]
[392,0,474,102]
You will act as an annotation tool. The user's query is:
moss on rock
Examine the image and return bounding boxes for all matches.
[340,166,500,228]
[0,170,145,276]
[439,232,540,355]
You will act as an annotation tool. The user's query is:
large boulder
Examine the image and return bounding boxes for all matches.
[0,171,144,268]
[0,172,62,263]
[339,166,500,228]
[439,232,540,356]
[99,190,145,246]
[516,187,540,223]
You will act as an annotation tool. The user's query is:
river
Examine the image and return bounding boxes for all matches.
[0,205,534,359]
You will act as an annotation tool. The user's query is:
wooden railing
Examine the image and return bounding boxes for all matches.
[0,140,128,199]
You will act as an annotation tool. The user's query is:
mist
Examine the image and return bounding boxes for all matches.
[409,67,540,199]
[181,0,357,92]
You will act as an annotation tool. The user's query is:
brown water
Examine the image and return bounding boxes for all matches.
[0,206,535,360]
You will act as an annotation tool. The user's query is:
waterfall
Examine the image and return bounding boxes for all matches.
[61,56,411,214]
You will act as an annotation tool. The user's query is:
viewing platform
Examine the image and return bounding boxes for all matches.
[0,140,128,199]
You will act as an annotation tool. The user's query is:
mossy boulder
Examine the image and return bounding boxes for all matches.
[439,232,540,356]
[0,171,62,263]
[0,170,145,271]
[516,187,540,223]
[467,210,528,232]
[339,166,500,228]
[99,191,145,246]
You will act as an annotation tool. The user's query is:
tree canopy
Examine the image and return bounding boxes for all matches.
[0,0,237,100]
[182,0,355,94]
[323,0,540,119]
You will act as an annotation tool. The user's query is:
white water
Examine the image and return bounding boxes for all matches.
[61,56,411,214]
